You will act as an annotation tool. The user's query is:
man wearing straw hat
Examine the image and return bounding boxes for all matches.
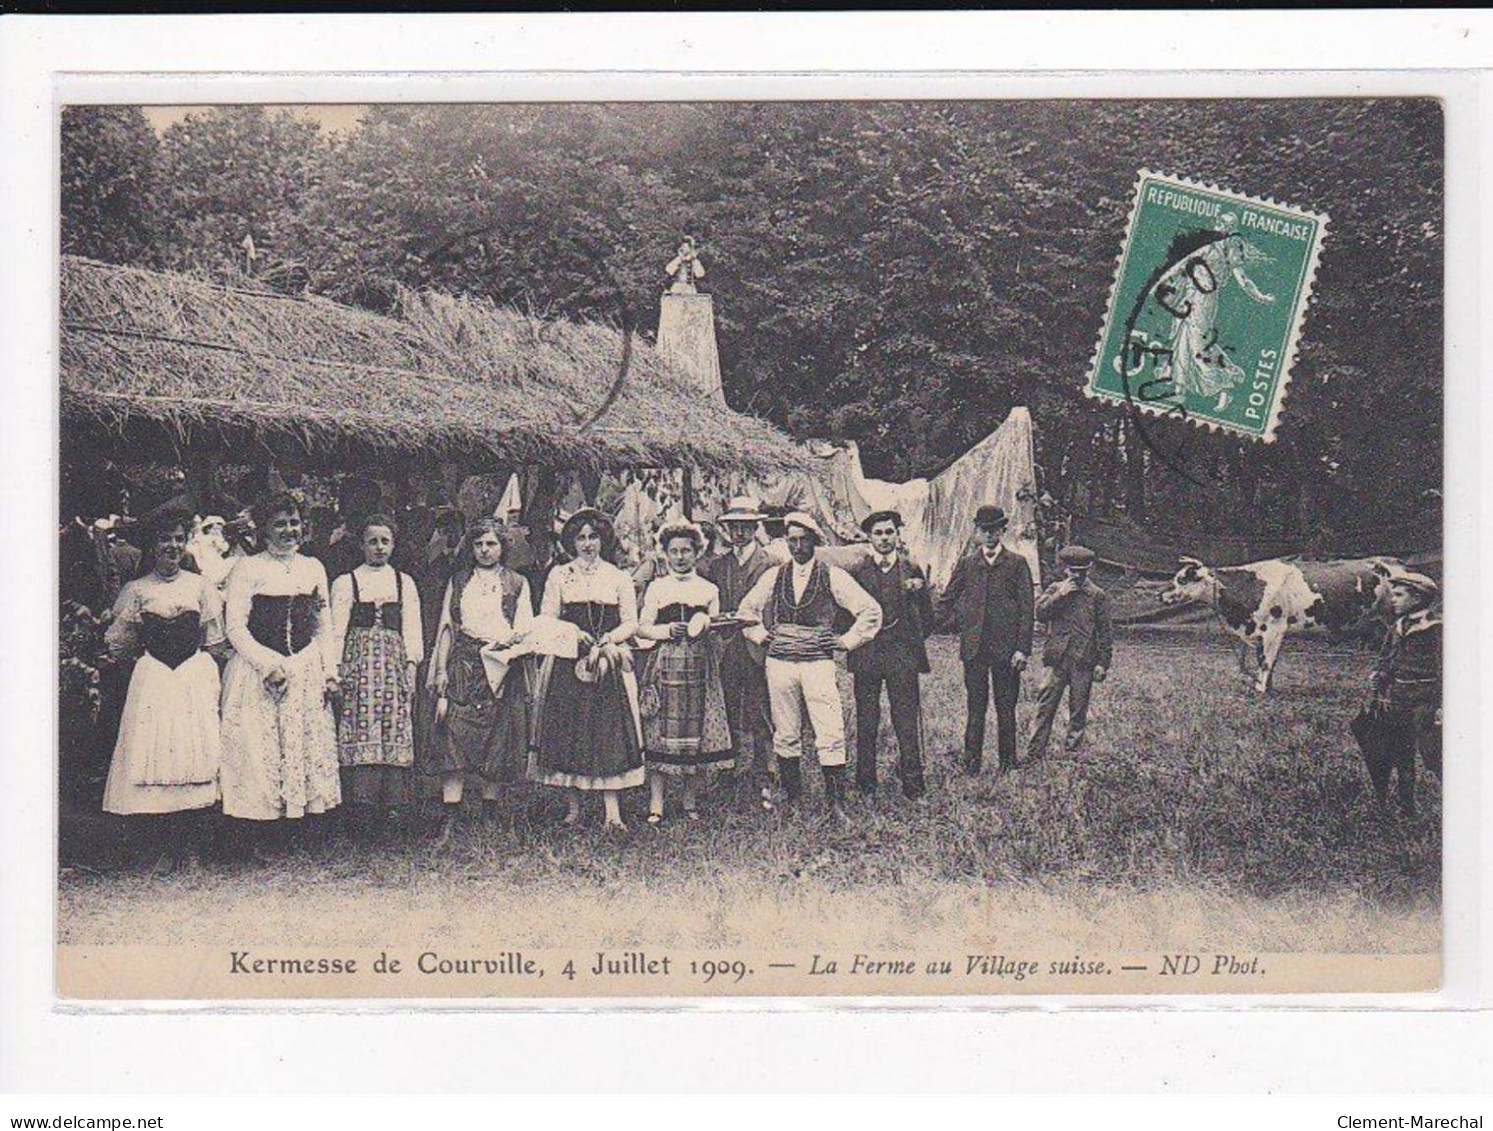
[702,496,778,791]
[738,512,882,812]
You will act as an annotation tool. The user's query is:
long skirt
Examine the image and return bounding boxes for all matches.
[337,625,413,807]
[530,653,644,791]
[102,651,221,815]
[220,644,341,820]
[641,638,733,775]
[440,633,532,785]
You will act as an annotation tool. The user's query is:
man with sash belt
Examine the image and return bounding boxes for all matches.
[848,509,933,800]
[738,512,881,811]
[701,497,776,790]
[936,504,1034,774]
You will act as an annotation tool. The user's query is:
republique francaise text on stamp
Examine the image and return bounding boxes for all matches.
[1087,171,1329,442]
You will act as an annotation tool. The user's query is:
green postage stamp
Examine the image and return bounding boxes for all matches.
[1087,171,1329,442]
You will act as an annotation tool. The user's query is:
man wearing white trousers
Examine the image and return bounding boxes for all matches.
[738,512,881,811]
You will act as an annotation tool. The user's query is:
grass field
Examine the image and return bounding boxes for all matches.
[57,631,1441,954]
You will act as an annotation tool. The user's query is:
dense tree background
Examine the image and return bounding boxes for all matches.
[60,99,1442,549]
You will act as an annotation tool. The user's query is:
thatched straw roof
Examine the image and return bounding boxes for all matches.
[60,256,804,475]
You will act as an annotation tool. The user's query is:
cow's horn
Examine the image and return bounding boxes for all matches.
[1178,555,1204,567]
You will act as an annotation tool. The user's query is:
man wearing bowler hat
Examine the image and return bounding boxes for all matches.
[1027,543,1113,760]
[848,509,933,799]
[738,511,881,811]
[937,505,1034,774]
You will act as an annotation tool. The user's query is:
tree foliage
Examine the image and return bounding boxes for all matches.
[58,99,1442,547]
[60,106,161,268]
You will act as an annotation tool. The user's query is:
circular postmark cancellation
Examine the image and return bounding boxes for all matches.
[1086,171,1329,477]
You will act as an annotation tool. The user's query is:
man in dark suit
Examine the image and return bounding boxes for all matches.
[936,505,1034,773]
[701,497,777,799]
[1027,544,1113,760]
[848,510,934,800]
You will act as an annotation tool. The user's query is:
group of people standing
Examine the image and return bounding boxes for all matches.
[89,476,1442,873]
[96,484,1126,871]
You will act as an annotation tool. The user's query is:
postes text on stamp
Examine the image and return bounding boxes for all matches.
[1087,171,1328,442]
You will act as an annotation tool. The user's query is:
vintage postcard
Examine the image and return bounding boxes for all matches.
[55,95,1443,1001]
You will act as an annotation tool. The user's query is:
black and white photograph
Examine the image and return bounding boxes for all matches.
[52,93,1444,1000]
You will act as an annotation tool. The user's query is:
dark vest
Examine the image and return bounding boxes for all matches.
[141,610,201,669]
[763,561,839,662]
[848,557,929,676]
[655,601,711,625]
[348,570,404,632]
[248,593,318,657]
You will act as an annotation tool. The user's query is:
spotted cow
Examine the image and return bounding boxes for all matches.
[1159,556,1397,693]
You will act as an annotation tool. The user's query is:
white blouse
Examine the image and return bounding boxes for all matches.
[105,570,225,658]
[638,571,721,642]
[330,564,425,664]
[437,567,534,646]
[223,551,337,673]
[541,559,637,645]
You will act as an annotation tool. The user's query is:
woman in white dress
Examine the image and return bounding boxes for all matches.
[330,514,423,839]
[102,506,225,871]
[219,493,341,850]
[529,509,644,831]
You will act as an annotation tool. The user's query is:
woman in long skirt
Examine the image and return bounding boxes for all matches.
[220,492,341,850]
[636,520,733,824]
[330,514,423,839]
[102,505,225,871]
[431,518,534,845]
[530,508,643,830]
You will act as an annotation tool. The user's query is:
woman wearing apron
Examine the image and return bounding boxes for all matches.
[635,520,733,825]
[102,505,225,871]
[330,514,423,839]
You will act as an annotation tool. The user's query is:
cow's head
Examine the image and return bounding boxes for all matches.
[1159,557,1216,606]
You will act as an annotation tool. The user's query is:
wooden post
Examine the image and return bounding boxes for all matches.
[522,466,562,536]
[579,467,603,507]
[182,448,224,514]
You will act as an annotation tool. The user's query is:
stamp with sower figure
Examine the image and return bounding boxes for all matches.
[1087,171,1329,442]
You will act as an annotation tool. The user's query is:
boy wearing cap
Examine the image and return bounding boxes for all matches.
[848,510,933,799]
[937,505,1034,774]
[702,497,777,782]
[1365,568,1442,815]
[738,512,882,811]
[1027,544,1113,760]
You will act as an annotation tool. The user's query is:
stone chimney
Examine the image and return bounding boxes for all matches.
[656,237,724,405]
